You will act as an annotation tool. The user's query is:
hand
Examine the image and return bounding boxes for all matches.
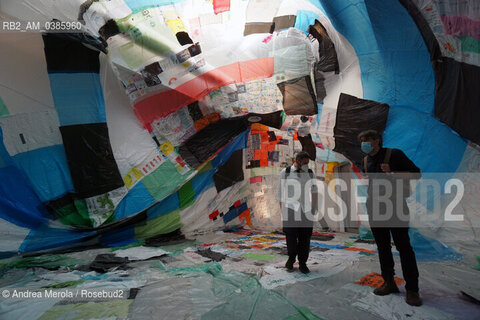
[380,163,391,173]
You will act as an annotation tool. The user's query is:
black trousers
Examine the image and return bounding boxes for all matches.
[283,227,313,264]
[371,227,419,292]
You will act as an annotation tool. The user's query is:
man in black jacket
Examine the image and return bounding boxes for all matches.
[358,130,422,307]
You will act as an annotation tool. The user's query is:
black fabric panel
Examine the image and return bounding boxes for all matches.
[399,0,480,145]
[308,20,340,74]
[60,123,124,198]
[314,68,327,103]
[43,34,101,72]
[214,150,244,192]
[176,31,193,45]
[179,118,248,168]
[247,110,284,129]
[333,93,389,169]
[144,228,186,247]
[273,15,296,31]
[297,134,316,161]
[99,19,121,41]
[277,76,317,115]
[433,58,480,144]
[188,101,203,122]
[44,193,75,218]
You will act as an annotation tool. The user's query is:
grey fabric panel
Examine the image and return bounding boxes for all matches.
[273,15,296,31]
[244,22,275,36]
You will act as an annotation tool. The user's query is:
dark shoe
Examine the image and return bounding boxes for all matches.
[406,290,422,306]
[373,279,399,296]
[285,259,294,272]
[299,263,310,274]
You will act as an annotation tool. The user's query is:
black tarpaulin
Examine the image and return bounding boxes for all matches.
[247,110,284,129]
[43,34,100,72]
[213,150,244,192]
[277,76,317,115]
[399,0,480,145]
[308,20,340,74]
[178,118,248,168]
[298,134,316,161]
[314,68,327,103]
[333,93,389,169]
[60,123,125,198]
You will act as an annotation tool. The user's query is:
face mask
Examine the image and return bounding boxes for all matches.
[301,164,309,172]
[361,141,373,154]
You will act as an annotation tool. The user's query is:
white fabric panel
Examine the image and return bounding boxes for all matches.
[245,0,282,23]
[83,0,132,36]
[0,218,30,252]
[312,14,363,150]
[0,110,62,156]
[24,0,83,22]
[0,33,55,114]
[100,53,159,178]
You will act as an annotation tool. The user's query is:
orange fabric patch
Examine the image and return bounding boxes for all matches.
[344,247,375,254]
[251,123,269,131]
[354,272,404,288]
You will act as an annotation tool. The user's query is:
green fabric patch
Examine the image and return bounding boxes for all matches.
[43,280,85,288]
[110,239,145,252]
[459,36,480,54]
[472,256,480,271]
[359,251,375,256]
[250,166,278,177]
[343,242,355,247]
[135,209,182,239]
[38,300,132,320]
[7,255,84,270]
[141,161,186,201]
[165,261,223,276]
[55,199,92,227]
[201,267,322,320]
[0,96,9,117]
[242,253,276,261]
[178,180,195,209]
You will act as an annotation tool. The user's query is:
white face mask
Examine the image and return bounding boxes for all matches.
[301,164,309,172]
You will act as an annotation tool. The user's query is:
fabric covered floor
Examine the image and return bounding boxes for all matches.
[0,230,479,320]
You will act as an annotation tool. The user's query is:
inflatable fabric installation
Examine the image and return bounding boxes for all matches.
[0,0,479,258]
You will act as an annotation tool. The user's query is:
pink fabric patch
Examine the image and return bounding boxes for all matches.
[441,15,480,40]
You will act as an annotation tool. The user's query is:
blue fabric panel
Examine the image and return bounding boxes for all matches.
[294,10,318,34]
[48,73,106,126]
[124,0,183,13]
[19,226,95,253]
[191,170,215,196]
[211,129,249,168]
[0,166,49,229]
[383,106,467,173]
[147,192,180,220]
[113,182,156,220]
[408,228,462,262]
[315,0,434,114]
[12,145,74,202]
[223,203,248,224]
[99,226,136,247]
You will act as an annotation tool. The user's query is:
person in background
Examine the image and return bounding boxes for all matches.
[278,151,316,274]
[358,130,422,307]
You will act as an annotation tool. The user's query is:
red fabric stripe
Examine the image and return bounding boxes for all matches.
[134,57,274,131]
[213,0,230,15]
